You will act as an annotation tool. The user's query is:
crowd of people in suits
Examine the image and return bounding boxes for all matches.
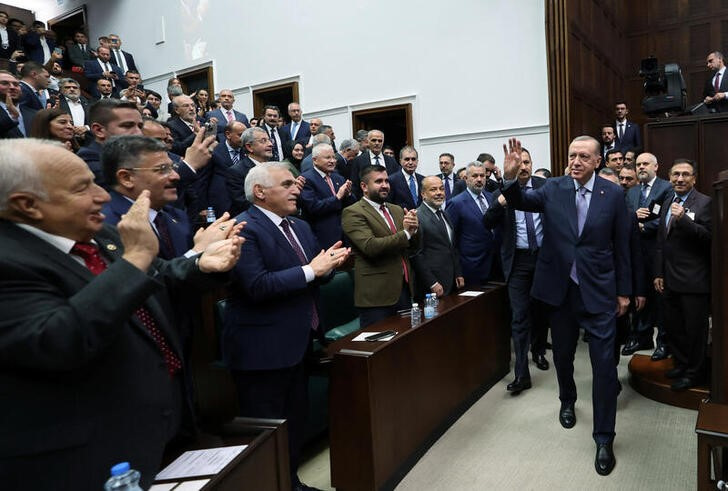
[0,18,720,488]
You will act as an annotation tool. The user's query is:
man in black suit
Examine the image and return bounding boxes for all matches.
[83,46,124,99]
[0,70,33,138]
[67,30,95,69]
[58,78,91,144]
[22,21,55,65]
[18,61,49,112]
[484,146,549,395]
[0,138,242,490]
[437,152,465,201]
[614,102,641,152]
[0,11,21,63]
[260,104,286,161]
[622,152,673,358]
[349,129,401,198]
[654,159,712,390]
[335,138,359,179]
[167,95,199,156]
[223,126,274,216]
[388,146,425,210]
[108,33,138,74]
[600,124,617,162]
[703,50,728,113]
[411,176,464,299]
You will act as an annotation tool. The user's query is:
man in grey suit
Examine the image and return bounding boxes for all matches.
[411,176,464,299]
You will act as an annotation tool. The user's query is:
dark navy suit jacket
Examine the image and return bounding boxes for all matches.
[77,140,105,186]
[299,168,354,249]
[0,104,35,138]
[166,117,197,156]
[625,176,672,241]
[223,206,325,370]
[21,31,56,64]
[387,171,425,211]
[224,155,258,217]
[19,81,44,111]
[446,189,499,286]
[615,120,642,152]
[502,175,632,313]
[349,151,401,199]
[205,108,249,141]
[83,60,125,98]
[280,119,311,146]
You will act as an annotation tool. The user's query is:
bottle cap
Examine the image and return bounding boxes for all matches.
[110,462,130,476]
[412,303,418,307]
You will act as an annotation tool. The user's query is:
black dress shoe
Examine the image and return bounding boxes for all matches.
[671,377,700,391]
[533,353,550,371]
[651,345,669,361]
[595,441,616,475]
[665,366,686,379]
[506,377,532,395]
[559,402,576,429]
[621,338,654,356]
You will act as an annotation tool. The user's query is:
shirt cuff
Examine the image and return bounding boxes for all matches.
[184,249,198,259]
[182,160,197,174]
[302,265,315,283]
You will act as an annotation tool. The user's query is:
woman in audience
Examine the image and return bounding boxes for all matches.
[30,108,79,152]
[193,89,214,119]
[281,140,305,177]
[142,104,159,120]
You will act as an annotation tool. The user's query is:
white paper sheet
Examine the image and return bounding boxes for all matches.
[155,445,247,480]
[458,291,484,297]
[352,332,396,342]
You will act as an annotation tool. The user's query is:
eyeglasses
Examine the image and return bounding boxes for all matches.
[253,137,271,144]
[128,162,179,175]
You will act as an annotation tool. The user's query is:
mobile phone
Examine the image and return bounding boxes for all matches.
[364,330,397,341]
[53,47,63,55]
[204,120,217,138]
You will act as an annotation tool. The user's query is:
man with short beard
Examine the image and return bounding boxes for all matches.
[58,77,91,142]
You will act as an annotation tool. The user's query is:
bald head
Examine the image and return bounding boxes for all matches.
[420,175,445,208]
[635,152,659,183]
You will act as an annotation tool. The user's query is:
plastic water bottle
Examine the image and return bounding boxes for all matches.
[410,303,421,327]
[103,462,143,491]
[206,206,216,225]
[432,294,439,315]
[423,294,435,319]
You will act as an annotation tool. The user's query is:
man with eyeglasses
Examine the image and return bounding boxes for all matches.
[654,159,711,391]
[0,69,33,138]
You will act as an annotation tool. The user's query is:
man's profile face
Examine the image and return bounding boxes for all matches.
[124,151,179,209]
[707,53,724,71]
[362,170,389,203]
[226,123,245,148]
[258,168,299,216]
[246,130,273,161]
[106,108,143,136]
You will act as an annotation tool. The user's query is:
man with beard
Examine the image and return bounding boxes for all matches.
[342,165,419,327]
[58,78,91,144]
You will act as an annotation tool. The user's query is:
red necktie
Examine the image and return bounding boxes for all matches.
[379,204,409,283]
[324,175,336,196]
[71,242,182,376]
[226,110,234,123]
[280,220,320,331]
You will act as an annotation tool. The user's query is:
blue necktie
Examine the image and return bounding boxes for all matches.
[639,183,649,208]
[476,194,486,214]
[230,149,240,165]
[444,176,451,199]
[570,186,589,283]
[290,121,298,138]
[408,174,417,204]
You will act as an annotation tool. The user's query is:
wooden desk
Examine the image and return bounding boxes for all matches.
[696,401,728,491]
[328,286,509,490]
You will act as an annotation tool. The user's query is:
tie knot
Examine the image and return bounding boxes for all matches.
[71,242,99,258]
[280,218,290,230]
[673,195,682,203]
[578,186,587,197]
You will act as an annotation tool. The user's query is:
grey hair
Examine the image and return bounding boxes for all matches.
[571,135,601,155]
[311,133,331,145]
[338,138,358,152]
[102,135,167,186]
[167,85,184,97]
[241,126,268,148]
[58,77,79,88]
[465,161,485,174]
[244,162,291,203]
[367,129,383,139]
[312,142,333,159]
[0,139,62,212]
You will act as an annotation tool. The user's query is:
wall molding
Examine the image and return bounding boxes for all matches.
[418,124,550,146]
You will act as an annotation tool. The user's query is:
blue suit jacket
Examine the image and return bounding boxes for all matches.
[19,82,44,112]
[102,190,192,259]
[280,119,311,146]
[502,175,632,313]
[77,140,105,186]
[205,108,249,140]
[299,169,354,249]
[83,60,125,98]
[223,206,324,370]
[625,177,672,240]
[387,171,425,211]
[615,120,642,152]
[445,189,499,285]
[21,31,56,64]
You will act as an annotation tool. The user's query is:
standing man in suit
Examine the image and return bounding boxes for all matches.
[0,11,22,63]
[205,89,249,139]
[0,138,242,490]
[260,104,286,161]
[349,129,401,198]
[335,138,359,179]
[604,149,624,172]
[108,33,138,74]
[223,126,274,216]
[622,152,672,358]
[84,46,124,99]
[703,50,728,113]
[501,136,631,476]
[654,159,712,390]
[223,163,348,491]
[411,176,464,299]
[18,61,49,112]
[342,165,419,327]
[0,70,33,138]
[67,30,95,70]
[280,102,311,146]
[387,146,425,210]
[446,161,499,287]
[484,147,549,396]
[58,78,91,144]
[22,21,55,64]
[614,102,641,152]
[437,152,465,201]
[167,95,200,156]
[300,143,354,248]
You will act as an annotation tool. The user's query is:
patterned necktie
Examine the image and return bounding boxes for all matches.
[270,128,279,160]
[226,110,234,123]
[71,242,182,376]
[639,183,649,208]
[570,186,589,283]
[435,209,451,243]
[153,212,175,260]
[230,149,240,165]
[280,219,319,330]
[444,176,451,199]
[408,174,418,204]
[324,174,336,196]
[379,204,409,283]
[476,194,486,214]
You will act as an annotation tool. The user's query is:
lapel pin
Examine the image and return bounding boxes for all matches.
[106,244,118,251]
[600,190,604,195]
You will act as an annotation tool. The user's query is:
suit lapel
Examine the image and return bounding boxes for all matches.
[250,207,306,263]
[360,200,392,235]
[559,177,579,238]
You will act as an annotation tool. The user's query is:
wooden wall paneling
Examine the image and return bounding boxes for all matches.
[546,0,571,174]
[690,23,711,60]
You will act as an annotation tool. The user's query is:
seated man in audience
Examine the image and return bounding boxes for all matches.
[167,94,200,156]
[446,161,499,286]
[484,146,548,395]
[300,142,354,248]
[655,159,712,390]
[84,46,124,99]
[223,162,348,491]
[342,165,419,327]
[411,175,464,300]
[618,163,638,191]
[0,70,33,138]
[57,77,91,144]
[387,146,424,210]
[95,79,119,100]
[77,99,143,186]
[0,138,242,490]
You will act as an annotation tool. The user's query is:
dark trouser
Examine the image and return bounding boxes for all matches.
[359,282,412,328]
[662,289,710,379]
[508,250,547,379]
[550,280,618,444]
[232,361,308,485]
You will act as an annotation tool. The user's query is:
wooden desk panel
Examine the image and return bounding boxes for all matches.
[328,286,509,490]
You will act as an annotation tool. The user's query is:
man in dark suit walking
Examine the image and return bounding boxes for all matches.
[501,136,631,476]
[411,176,464,299]
[223,162,348,491]
[654,159,711,390]
[484,146,549,396]
[703,51,728,113]
[0,138,242,490]
[387,146,425,211]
